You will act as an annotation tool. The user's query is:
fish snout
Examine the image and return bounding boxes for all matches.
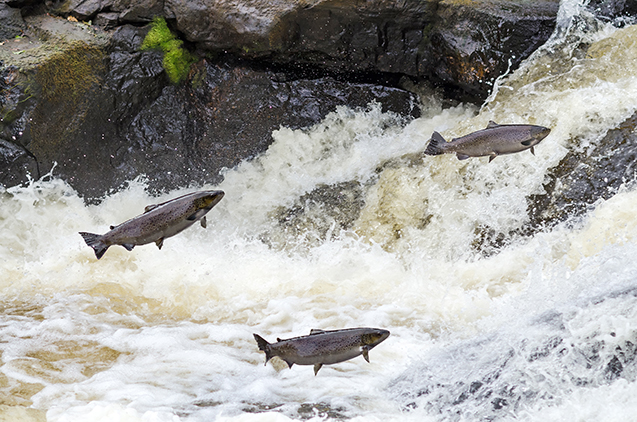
[532,126,551,142]
[363,328,390,346]
[200,190,225,209]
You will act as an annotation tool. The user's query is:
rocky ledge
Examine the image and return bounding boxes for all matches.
[0,0,575,200]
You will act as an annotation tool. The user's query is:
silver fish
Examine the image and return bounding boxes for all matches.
[253,327,390,375]
[79,190,224,259]
[424,121,551,162]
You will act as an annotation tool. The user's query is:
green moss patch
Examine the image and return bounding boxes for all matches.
[141,17,196,84]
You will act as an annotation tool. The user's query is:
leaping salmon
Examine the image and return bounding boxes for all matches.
[253,327,390,375]
[424,121,551,162]
[79,190,224,259]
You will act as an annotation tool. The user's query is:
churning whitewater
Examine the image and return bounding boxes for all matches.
[2,1,637,421]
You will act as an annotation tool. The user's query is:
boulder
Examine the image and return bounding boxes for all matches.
[165,0,559,100]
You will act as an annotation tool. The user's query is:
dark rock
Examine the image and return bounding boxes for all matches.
[0,139,39,187]
[67,0,113,21]
[426,0,559,98]
[587,0,637,24]
[93,12,119,29]
[5,0,42,8]
[166,0,558,100]
[1,15,419,199]
[527,111,637,230]
[0,3,26,40]
[112,0,164,23]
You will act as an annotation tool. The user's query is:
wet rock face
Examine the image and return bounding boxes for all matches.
[587,0,637,24]
[528,111,637,229]
[0,15,420,199]
[427,0,559,97]
[0,0,567,198]
[165,0,559,100]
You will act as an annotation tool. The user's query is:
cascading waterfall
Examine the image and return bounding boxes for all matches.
[1,0,637,421]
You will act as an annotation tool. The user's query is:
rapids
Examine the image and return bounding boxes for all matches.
[2,0,637,421]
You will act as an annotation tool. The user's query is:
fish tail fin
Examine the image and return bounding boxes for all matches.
[79,232,109,260]
[253,334,273,364]
[424,132,447,156]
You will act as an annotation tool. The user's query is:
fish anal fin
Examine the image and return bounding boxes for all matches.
[487,120,499,129]
[200,216,207,228]
[156,238,164,249]
[144,204,159,213]
[122,243,135,251]
[285,360,294,369]
[362,347,370,363]
[310,329,326,335]
[314,363,323,375]
[457,153,470,160]
[489,154,497,163]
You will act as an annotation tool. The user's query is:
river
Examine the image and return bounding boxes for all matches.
[2,0,637,421]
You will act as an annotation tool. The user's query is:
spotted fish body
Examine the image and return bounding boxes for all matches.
[253,327,390,375]
[79,190,224,259]
[424,121,551,162]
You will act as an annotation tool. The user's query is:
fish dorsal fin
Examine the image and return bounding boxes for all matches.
[144,204,160,213]
[277,337,283,342]
[109,225,115,230]
[310,329,326,335]
[487,120,499,129]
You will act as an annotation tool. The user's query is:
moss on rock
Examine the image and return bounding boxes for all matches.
[141,17,196,84]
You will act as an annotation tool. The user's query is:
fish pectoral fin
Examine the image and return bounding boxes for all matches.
[156,238,164,249]
[362,347,370,363]
[456,153,470,160]
[310,329,326,335]
[314,363,323,376]
[121,243,135,251]
[200,216,207,228]
[144,204,159,213]
[521,140,533,146]
[187,209,206,221]
[487,120,499,129]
